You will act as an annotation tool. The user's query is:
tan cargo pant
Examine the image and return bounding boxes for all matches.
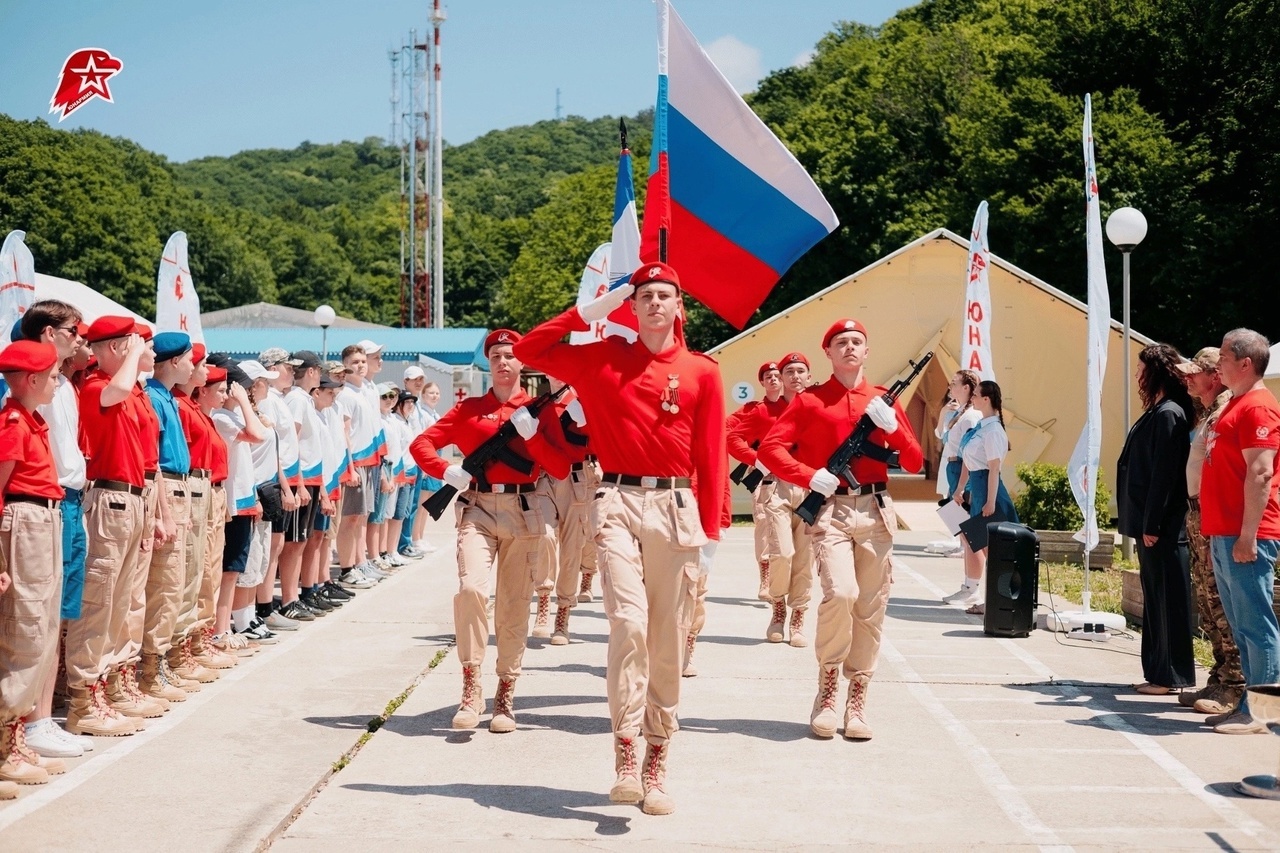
[544,463,600,608]
[173,474,210,641]
[143,476,190,656]
[196,485,228,631]
[811,493,895,679]
[0,502,64,720]
[596,483,705,741]
[115,480,158,667]
[454,489,555,680]
[65,486,146,689]
[762,480,814,610]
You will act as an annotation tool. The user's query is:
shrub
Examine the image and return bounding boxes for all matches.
[1013,462,1111,532]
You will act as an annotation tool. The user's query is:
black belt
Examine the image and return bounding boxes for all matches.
[470,482,539,495]
[761,477,776,485]
[92,479,146,496]
[834,482,887,497]
[6,494,61,509]
[570,460,597,473]
[190,468,212,478]
[601,473,693,489]
[161,470,187,481]
[212,483,224,490]
[145,471,157,481]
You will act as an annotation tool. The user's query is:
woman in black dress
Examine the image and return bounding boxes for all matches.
[1117,343,1195,694]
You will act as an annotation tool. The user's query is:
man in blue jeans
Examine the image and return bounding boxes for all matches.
[1200,328,1280,735]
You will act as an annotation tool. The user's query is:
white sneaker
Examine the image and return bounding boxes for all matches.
[415,539,438,554]
[942,584,978,604]
[25,717,84,758]
[358,561,387,581]
[385,552,407,567]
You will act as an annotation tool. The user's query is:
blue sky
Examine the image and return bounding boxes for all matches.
[0,0,911,162]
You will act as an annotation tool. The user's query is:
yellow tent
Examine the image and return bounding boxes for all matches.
[709,229,1157,515]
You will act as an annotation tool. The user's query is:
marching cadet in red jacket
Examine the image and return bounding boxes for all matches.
[514,262,726,817]
[410,330,569,735]
[759,320,922,742]
[728,352,815,646]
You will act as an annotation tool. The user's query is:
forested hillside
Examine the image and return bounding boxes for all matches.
[2,0,1276,352]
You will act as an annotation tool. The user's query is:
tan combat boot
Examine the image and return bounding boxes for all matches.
[641,739,675,815]
[1195,684,1243,716]
[788,608,809,648]
[843,675,873,740]
[452,666,484,729]
[1,720,50,786]
[64,682,136,737]
[550,606,571,646]
[106,665,162,720]
[139,653,187,703]
[681,633,698,678]
[0,779,17,799]
[531,594,552,639]
[161,654,201,693]
[8,718,66,776]
[193,629,237,669]
[609,733,643,804]
[122,663,168,718]
[766,600,787,643]
[757,560,772,602]
[1178,681,1211,708]
[489,678,517,734]
[810,666,840,738]
[577,571,595,603]
[171,637,219,684]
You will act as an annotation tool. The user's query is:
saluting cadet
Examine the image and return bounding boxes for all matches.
[411,330,569,734]
[0,341,67,787]
[759,320,922,742]
[64,316,151,736]
[514,262,726,817]
[728,360,785,602]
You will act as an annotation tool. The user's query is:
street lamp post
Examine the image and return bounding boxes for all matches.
[314,304,336,362]
[1105,206,1148,562]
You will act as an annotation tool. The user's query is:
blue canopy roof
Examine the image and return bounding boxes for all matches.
[202,327,488,366]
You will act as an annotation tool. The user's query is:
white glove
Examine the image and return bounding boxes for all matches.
[579,284,634,324]
[443,464,472,491]
[510,406,538,440]
[698,539,718,578]
[865,397,898,434]
[754,459,771,476]
[565,398,587,427]
[809,468,840,497]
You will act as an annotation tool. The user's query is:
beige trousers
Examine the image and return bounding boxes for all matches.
[811,493,896,679]
[115,481,158,666]
[196,485,227,631]
[173,475,210,641]
[454,490,555,679]
[143,476,190,656]
[64,486,146,688]
[763,480,814,610]
[0,502,63,719]
[596,483,705,741]
[544,463,600,607]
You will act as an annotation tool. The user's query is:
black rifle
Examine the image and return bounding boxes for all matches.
[793,352,933,525]
[729,441,765,492]
[422,386,569,520]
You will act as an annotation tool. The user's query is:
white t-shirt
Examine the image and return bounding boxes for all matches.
[264,387,299,480]
[942,407,983,459]
[318,405,349,495]
[339,383,380,464]
[382,411,407,479]
[37,375,87,491]
[395,413,419,476]
[286,386,324,484]
[248,404,281,488]
[960,415,1010,471]
[213,409,258,515]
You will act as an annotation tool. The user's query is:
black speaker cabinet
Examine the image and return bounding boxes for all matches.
[983,522,1039,638]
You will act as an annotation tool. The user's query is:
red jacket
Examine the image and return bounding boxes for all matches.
[727,396,790,466]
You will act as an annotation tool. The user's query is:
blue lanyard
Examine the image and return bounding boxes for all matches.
[958,421,985,453]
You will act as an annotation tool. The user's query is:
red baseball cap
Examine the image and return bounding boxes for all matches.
[630,262,681,292]
[822,319,868,349]
[84,315,135,344]
[0,340,58,374]
[484,328,522,356]
[780,352,810,370]
[758,361,780,381]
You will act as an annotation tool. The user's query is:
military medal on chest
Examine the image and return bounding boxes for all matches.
[660,374,681,414]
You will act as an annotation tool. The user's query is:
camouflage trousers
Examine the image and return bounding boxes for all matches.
[1186,502,1244,686]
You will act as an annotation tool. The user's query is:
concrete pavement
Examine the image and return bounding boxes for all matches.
[3,515,1279,851]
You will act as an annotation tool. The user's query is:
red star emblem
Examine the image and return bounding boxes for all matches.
[49,48,124,122]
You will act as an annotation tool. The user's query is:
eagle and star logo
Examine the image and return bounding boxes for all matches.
[49,48,124,122]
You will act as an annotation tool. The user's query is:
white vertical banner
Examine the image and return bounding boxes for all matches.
[570,242,636,345]
[0,230,36,345]
[1067,94,1111,550]
[961,201,994,380]
[155,231,204,342]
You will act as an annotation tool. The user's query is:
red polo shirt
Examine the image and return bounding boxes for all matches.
[176,391,215,471]
[80,370,147,488]
[0,401,64,502]
[512,307,728,539]
[727,396,790,466]
[1201,387,1280,538]
[758,375,923,489]
[132,384,160,474]
[411,388,571,485]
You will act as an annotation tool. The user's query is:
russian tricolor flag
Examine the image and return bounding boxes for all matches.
[640,0,839,329]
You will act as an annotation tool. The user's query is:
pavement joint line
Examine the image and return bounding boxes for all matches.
[989,747,1142,754]
[0,556,434,833]
[1001,785,1186,795]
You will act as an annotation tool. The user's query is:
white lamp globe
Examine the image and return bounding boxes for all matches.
[1105,207,1148,251]
[313,304,336,328]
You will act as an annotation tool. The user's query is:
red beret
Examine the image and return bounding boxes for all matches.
[0,340,58,374]
[191,343,207,364]
[822,319,868,349]
[758,361,780,381]
[630,262,681,291]
[484,328,522,356]
[76,321,89,338]
[84,315,135,343]
[205,365,228,384]
[780,351,810,369]
[133,323,153,341]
